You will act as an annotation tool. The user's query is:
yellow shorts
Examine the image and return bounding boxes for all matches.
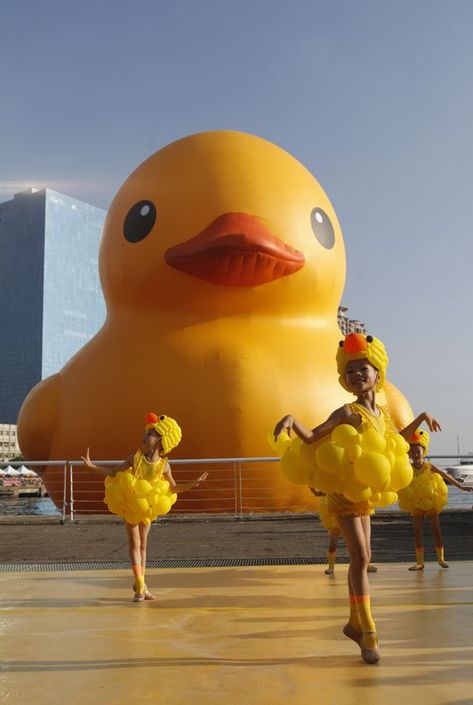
[326,493,374,518]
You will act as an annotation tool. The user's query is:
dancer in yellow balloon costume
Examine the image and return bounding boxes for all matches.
[273,332,440,664]
[82,412,208,601]
[398,429,473,571]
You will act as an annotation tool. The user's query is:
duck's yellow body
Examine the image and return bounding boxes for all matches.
[18,131,412,511]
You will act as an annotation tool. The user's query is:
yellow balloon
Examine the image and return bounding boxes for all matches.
[354,453,391,491]
[331,424,360,449]
[343,483,372,503]
[169,492,178,505]
[128,496,150,515]
[336,464,357,495]
[125,512,141,525]
[347,444,363,463]
[155,496,172,515]
[389,458,413,492]
[371,491,397,508]
[315,441,347,473]
[419,498,434,512]
[289,437,317,478]
[119,471,135,491]
[105,483,121,501]
[134,479,153,497]
[390,434,410,456]
[310,467,340,494]
[267,430,292,455]
[157,479,171,494]
[281,449,311,485]
[360,429,386,454]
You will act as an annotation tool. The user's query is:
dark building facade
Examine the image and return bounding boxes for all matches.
[0,188,106,422]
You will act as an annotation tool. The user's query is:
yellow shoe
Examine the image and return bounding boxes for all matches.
[408,563,424,571]
[367,564,378,573]
[438,560,449,569]
[360,631,380,664]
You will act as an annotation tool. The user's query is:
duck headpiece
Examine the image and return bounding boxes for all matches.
[336,333,388,392]
[410,429,430,453]
[144,412,182,454]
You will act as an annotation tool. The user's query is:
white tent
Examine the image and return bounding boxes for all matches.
[5,467,20,476]
[18,465,37,476]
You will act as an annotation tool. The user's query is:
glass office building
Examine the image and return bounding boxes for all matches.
[0,188,106,423]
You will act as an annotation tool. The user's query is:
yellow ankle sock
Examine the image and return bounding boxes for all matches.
[348,596,361,631]
[132,564,145,592]
[352,595,376,633]
[435,546,445,562]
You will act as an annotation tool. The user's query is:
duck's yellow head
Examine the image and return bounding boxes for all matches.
[100,130,346,317]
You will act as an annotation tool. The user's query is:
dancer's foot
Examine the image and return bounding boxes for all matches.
[360,631,380,664]
[408,563,424,571]
[324,567,334,575]
[438,560,449,569]
[133,591,145,602]
[367,564,378,573]
[133,582,156,600]
[343,623,361,646]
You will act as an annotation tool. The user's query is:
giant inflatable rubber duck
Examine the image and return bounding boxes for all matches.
[17,131,412,511]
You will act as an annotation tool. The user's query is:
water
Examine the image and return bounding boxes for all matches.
[0,487,471,516]
[0,497,61,516]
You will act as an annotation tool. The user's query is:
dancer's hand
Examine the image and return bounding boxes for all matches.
[81,448,96,470]
[310,488,325,497]
[422,413,441,432]
[193,472,208,487]
[273,415,294,440]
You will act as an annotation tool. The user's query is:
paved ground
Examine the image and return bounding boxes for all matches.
[0,510,472,565]
[1,562,472,705]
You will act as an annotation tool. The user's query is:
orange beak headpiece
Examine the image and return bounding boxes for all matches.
[336,333,388,392]
[410,429,430,453]
[144,412,182,455]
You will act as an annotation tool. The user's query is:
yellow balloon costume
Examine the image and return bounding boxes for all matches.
[274,334,413,514]
[398,430,448,515]
[104,413,181,524]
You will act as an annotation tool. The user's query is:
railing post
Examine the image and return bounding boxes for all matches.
[69,462,74,523]
[237,461,243,515]
[62,463,67,524]
[233,462,238,516]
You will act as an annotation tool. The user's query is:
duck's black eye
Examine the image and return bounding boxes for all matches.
[124,200,157,243]
[310,207,335,249]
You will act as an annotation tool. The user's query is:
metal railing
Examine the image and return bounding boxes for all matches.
[1,454,471,521]
[67,457,282,521]
[0,460,69,522]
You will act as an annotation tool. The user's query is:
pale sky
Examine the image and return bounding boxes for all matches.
[1,0,472,455]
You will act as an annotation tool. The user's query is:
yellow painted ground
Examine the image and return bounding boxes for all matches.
[0,562,472,705]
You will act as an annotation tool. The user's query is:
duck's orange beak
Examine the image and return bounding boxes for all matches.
[164,212,305,286]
